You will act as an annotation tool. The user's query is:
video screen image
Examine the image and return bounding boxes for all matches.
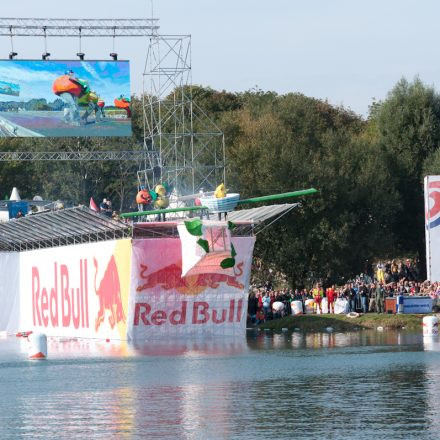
[0,60,132,137]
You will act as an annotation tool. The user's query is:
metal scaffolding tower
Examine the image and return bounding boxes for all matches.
[139,34,226,196]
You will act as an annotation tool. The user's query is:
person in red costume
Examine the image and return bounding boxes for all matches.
[136,186,152,211]
[326,285,337,314]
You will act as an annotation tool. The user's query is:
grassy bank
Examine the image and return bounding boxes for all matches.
[257,313,427,332]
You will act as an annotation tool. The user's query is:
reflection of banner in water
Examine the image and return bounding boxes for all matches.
[0,80,19,96]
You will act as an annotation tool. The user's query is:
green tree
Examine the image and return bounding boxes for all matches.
[222,91,400,286]
[371,77,440,268]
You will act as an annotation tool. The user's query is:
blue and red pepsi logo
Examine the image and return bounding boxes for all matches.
[427,181,440,229]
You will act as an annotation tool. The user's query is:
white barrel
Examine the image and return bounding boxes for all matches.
[291,300,303,315]
[304,299,315,314]
[423,316,439,336]
[272,301,285,312]
[28,333,47,360]
[334,298,349,314]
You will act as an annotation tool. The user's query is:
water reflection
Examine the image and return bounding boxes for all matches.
[247,328,424,351]
[13,337,249,359]
[2,332,440,439]
[132,339,247,357]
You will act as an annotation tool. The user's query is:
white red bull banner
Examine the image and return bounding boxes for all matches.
[128,237,255,339]
[425,176,440,281]
[20,239,132,339]
[1,234,255,340]
[0,252,20,333]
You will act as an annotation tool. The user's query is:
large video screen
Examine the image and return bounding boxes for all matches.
[0,60,131,137]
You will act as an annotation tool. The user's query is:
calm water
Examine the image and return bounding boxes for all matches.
[1,330,440,439]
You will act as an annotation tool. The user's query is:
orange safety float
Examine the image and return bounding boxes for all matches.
[52,75,83,97]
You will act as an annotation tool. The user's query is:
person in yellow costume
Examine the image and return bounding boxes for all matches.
[376,263,385,283]
[214,183,227,198]
[312,283,324,314]
[154,184,169,209]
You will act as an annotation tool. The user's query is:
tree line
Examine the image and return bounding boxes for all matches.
[0,77,438,286]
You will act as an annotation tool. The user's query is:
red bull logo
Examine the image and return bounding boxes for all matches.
[136,261,244,295]
[94,255,126,332]
[427,181,440,229]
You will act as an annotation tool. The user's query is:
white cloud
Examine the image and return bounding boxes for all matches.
[0,64,58,84]
[80,62,101,82]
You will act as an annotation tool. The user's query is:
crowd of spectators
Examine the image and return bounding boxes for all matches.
[247,258,438,324]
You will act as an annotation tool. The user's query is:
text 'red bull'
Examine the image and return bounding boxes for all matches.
[32,261,89,329]
[133,299,243,326]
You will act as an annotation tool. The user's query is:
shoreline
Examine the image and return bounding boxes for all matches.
[256,313,429,332]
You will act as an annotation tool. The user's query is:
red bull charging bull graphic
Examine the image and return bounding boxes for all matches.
[94,255,126,332]
[136,262,244,295]
[128,237,255,339]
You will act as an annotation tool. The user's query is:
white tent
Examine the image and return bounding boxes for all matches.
[9,187,20,201]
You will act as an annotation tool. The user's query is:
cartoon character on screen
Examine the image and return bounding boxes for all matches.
[78,90,101,124]
[52,70,83,125]
[52,70,91,125]
[114,95,131,118]
[97,98,106,118]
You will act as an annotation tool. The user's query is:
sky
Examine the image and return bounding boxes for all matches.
[1,0,440,116]
[0,60,130,103]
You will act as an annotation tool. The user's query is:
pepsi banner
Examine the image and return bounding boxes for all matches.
[128,237,255,340]
[425,176,440,281]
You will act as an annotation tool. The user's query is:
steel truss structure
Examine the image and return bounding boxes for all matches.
[139,34,226,196]
[0,150,146,161]
[0,18,158,37]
